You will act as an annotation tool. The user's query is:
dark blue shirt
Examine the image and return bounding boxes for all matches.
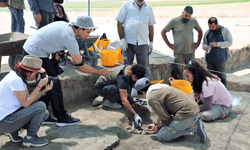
[206,27,227,62]
[27,0,55,15]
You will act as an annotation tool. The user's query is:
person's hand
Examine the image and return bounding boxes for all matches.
[35,14,42,22]
[192,43,199,51]
[168,44,178,51]
[38,75,48,88]
[148,42,153,55]
[146,124,154,131]
[101,68,113,76]
[153,125,160,134]
[44,80,53,92]
[204,46,210,52]
[134,114,142,127]
[210,42,218,47]
[120,38,128,52]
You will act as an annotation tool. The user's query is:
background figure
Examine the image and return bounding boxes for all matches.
[161,6,202,79]
[202,17,233,89]
[27,0,54,29]
[7,0,25,33]
[184,61,232,122]
[0,55,53,148]
[54,0,69,22]
[116,0,156,78]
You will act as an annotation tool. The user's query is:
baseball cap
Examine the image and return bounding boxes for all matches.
[135,77,151,92]
[184,6,193,15]
[71,16,98,29]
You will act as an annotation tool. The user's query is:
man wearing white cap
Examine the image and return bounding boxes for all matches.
[23,16,113,127]
[134,77,207,143]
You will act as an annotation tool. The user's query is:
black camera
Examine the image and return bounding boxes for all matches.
[51,52,64,75]
[40,73,59,84]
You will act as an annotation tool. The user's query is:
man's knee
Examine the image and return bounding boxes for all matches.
[157,126,177,142]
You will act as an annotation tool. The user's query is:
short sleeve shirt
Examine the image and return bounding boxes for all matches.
[199,77,232,107]
[116,0,156,45]
[0,71,26,121]
[23,21,80,58]
[117,74,131,91]
[164,16,201,54]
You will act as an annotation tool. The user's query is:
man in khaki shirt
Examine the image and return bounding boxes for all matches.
[135,77,207,143]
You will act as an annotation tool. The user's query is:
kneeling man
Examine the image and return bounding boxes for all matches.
[92,64,146,126]
[135,77,207,143]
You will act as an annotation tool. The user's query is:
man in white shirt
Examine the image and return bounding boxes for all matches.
[116,0,156,77]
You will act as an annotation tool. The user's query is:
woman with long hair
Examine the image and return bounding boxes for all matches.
[0,55,53,147]
[183,61,232,121]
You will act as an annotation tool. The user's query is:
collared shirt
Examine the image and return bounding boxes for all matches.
[116,0,156,45]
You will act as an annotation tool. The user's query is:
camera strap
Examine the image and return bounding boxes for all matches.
[15,71,36,87]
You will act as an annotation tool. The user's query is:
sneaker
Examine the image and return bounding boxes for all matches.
[92,96,104,106]
[195,119,207,143]
[22,135,49,148]
[56,113,80,127]
[102,99,122,109]
[5,130,23,143]
[42,115,57,125]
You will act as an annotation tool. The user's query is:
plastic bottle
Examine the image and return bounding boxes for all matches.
[99,43,103,50]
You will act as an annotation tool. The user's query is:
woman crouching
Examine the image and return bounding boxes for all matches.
[184,61,232,121]
[0,55,53,147]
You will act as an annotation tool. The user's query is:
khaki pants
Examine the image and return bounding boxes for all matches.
[171,52,195,79]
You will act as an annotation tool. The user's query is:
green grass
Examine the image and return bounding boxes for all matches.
[62,0,250,9]
[0,0,249,11]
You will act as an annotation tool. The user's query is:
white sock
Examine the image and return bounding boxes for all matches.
[26,136,32,139]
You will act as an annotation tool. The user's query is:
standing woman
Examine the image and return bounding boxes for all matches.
[0,55,53,148]
[183,61,232,121]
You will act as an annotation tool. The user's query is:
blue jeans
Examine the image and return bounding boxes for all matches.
[0,101,49,137]
[8,5,25,33]
[95,84,134,104]
[33,10,54,29]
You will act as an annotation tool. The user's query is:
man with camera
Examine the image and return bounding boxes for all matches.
[22,15,113,127]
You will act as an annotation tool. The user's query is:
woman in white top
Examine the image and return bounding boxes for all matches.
[0,55,53,148]
[183,61,232,121]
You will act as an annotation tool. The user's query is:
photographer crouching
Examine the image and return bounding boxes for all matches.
[0,55,53,147]
[22,15,113,127]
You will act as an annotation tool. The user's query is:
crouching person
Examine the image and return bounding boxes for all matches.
[134,77,207,143]
[92,64,146,126]
[0,55,53,147]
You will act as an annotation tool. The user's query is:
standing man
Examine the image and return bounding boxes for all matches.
[116,0,156,78]
[27,0,54,29]
[161,6,203,79]
[202,17,233,89]
[7,0,25,33]
[23,16,113,127]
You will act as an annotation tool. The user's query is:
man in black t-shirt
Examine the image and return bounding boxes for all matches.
[92,64,146,127]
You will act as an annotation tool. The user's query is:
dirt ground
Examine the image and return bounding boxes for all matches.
[0,2,250,150]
